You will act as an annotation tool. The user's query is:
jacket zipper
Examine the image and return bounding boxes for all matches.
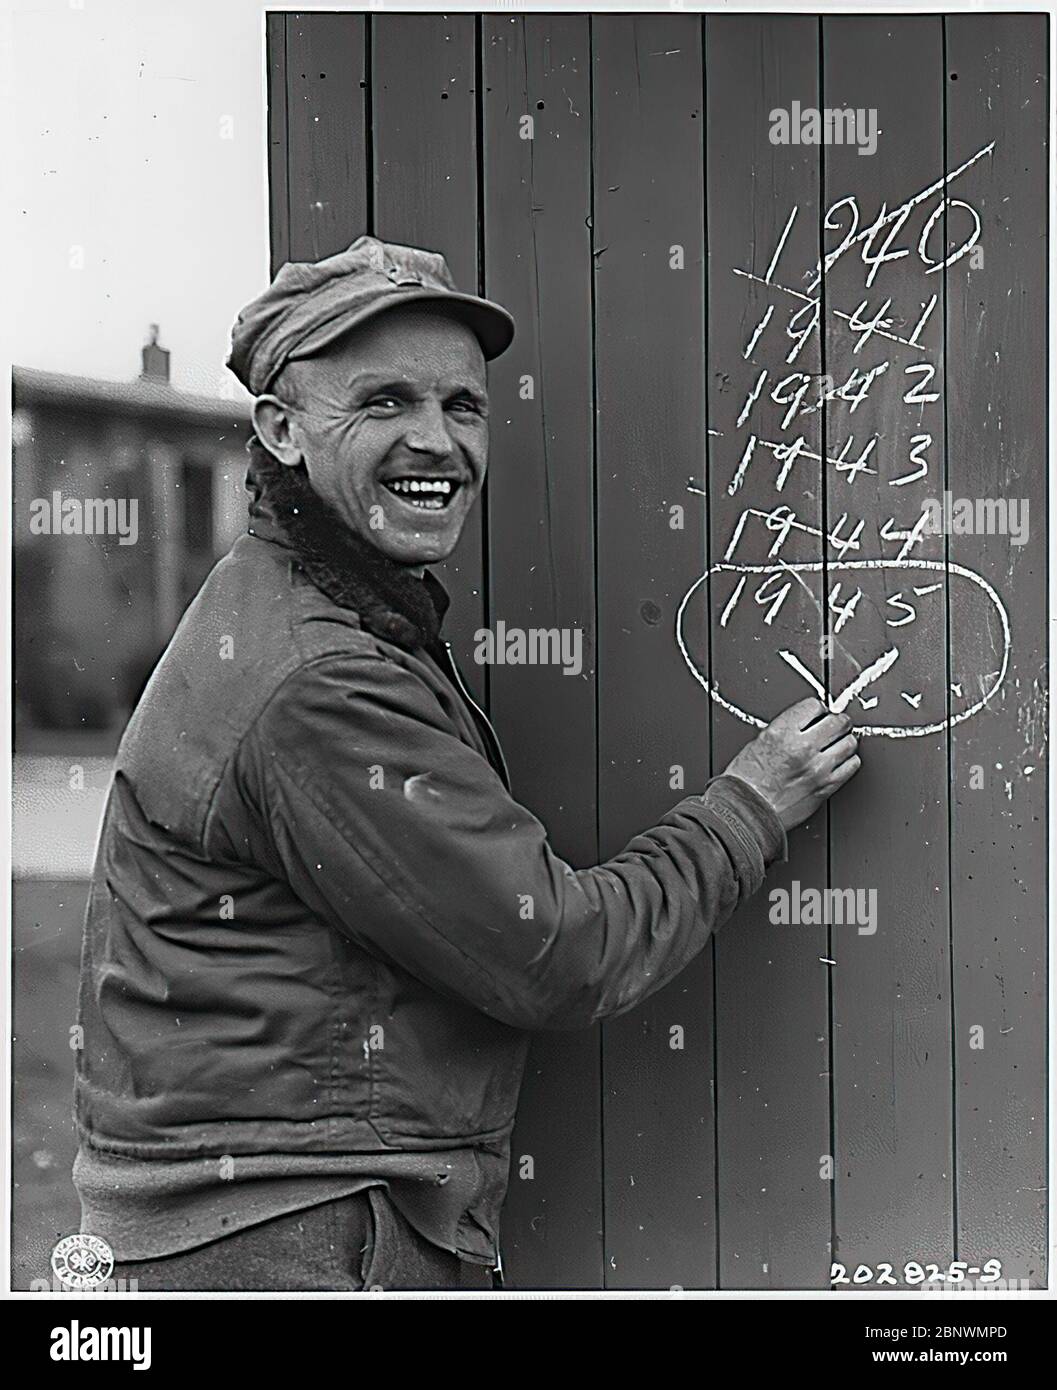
[442,641,511,791]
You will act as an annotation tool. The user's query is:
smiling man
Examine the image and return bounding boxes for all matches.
[73,236,859,1292]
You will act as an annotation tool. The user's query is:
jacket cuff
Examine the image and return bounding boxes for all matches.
[696,774,788,897]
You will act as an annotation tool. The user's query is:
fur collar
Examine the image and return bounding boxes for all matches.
[244,439,447,653]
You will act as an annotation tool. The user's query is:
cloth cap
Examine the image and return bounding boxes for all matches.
[227,235,515,394]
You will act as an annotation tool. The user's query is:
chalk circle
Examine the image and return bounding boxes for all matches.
[675,558,1010,739]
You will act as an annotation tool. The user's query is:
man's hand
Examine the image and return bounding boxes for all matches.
[722,697,861,833]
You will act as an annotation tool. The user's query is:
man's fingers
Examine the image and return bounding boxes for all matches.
[804,709,854,748]
[827,753,861,788]
[822,733,858,768]
[784,696,827,729]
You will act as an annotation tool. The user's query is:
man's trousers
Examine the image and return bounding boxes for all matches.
[112,1185,495,1292]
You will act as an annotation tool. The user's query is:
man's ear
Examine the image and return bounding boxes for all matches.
[253,394,304,467]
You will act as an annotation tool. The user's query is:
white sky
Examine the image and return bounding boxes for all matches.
[8,0,270,402]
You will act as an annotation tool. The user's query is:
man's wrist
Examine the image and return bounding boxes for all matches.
[700,774,789,893]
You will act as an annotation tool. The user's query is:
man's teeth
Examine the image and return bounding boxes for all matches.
[383,478,458,510]
[386,479,454,493]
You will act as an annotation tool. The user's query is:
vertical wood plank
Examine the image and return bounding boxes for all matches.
[481,14,602,1288]
[823,15,954,1283]
[593,13,712,1289]
[284,13,367,263]
[266,12,290,277]
[704,14,832,1288]
[945,12,1048,1287]
[372,13,486,702]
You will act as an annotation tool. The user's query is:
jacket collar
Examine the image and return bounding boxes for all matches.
[244,438,449,653]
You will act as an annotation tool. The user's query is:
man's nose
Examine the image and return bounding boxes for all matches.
[404,400,454,460]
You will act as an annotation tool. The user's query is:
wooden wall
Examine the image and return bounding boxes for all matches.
[265,11,1047,1290]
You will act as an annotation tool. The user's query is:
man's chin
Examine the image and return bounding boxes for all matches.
[373,529,463,568]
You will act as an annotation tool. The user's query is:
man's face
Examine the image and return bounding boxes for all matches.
[278,306,489,565]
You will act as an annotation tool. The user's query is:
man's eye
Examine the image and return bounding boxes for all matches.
[366,395,402,412]
[447,397,483,415]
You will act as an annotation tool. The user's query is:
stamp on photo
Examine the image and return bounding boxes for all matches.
[50,1233,115,1291]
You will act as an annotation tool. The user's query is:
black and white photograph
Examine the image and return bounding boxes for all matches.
[2,0,1053,1333]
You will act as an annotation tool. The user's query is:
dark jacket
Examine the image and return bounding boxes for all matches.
[75,446,786,1220]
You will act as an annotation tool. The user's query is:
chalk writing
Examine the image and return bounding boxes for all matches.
[681,143,1011,738]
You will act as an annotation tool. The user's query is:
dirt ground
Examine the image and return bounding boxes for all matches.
[11,880,87,1289]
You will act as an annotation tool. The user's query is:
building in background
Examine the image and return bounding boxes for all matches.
[13,330,252,753]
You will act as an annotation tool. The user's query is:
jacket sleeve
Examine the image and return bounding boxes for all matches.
[237,651,787,1031]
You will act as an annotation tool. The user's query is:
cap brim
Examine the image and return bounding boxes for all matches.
[286,288,516,370]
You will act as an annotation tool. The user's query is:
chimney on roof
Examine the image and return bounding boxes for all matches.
[140,323,171,383]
